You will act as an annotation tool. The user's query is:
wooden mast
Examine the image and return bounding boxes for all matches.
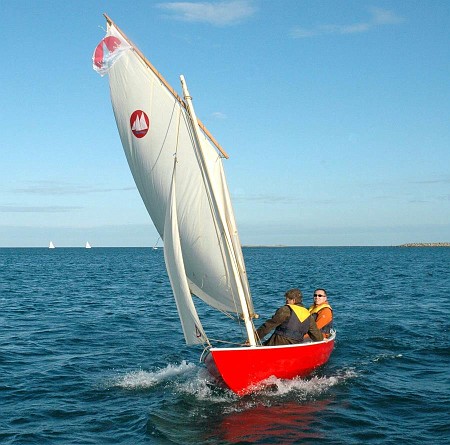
[103,13,229,159]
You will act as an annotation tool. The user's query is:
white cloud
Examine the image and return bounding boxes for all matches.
[291,7,404,39]
[12,181,135,195]
[370,7,404,25]
[0,205,81,213]
[211,111,227,119]
[157,0,257,26]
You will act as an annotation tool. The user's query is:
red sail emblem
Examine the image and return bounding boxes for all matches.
[93,36,122,70]
[130,110,150,138]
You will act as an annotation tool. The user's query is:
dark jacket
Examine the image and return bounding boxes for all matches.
[256,304,323,346]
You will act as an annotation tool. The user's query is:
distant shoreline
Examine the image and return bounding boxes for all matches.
[1,243,450,248]
[397,242,450,247]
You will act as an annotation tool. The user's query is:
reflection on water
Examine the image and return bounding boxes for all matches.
[213,400,331,444]
[147,394,332,444]
[143,361,345,444]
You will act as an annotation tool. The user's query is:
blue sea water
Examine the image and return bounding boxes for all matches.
[1,246,449,444]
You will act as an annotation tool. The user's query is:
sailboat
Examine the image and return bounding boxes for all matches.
[49,241,55,249]
[85,242,92,249]
[93,15,335,395]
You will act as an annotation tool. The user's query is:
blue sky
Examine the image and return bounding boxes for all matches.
[1,0,449,247]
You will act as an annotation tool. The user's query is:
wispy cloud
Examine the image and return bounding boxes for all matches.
[0,205,81,213]
[212,111,227,119]
[233,193,335,205]
[233,193,296,204]
[156,0,257,26]
[411,177,450,185]
[291,7,404,39]
[12,181,135,196]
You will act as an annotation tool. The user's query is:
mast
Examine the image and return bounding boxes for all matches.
[102,13,229,159]
[180,75,257,347]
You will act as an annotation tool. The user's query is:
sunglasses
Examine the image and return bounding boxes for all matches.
[314,294,326,298]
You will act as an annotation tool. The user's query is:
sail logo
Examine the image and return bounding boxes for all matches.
[130,110,150,138]
[92,26,132,76]
[93,36,122,72]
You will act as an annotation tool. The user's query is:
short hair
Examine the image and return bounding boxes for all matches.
[314,288,327,298]
[285,288,302,303]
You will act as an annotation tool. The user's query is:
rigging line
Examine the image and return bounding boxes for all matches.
[152,236,161,249]
[208,306,250,339]
[208,338,248,346]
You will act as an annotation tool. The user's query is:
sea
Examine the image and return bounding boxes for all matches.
[1,246,449,444]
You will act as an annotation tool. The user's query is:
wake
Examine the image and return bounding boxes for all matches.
[112,360,197,390]
[109,361,356,402]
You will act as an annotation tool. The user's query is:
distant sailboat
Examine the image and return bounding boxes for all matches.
[49,241,55,249]
[85,242,92,249]
[153,236,161,250]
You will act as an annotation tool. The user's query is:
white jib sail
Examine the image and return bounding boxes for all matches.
[164,165,207,345]
[95,21,255,344]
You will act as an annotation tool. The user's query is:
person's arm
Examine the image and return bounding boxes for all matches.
[315,307,332,330]
[256,306,290,340]
[308,316,324,341]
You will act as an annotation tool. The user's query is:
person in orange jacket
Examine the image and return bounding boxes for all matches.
[308,288,333,337]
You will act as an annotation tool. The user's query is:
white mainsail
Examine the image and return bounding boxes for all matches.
[94,18,256,346]
[85,242,92,249]
[49,241,55,249]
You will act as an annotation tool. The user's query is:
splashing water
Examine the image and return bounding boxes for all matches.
[114,361,196,389]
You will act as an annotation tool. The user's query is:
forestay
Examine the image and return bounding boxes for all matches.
[93,20,256,345]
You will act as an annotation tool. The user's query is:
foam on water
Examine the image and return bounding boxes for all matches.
[113,360,196,389]
[258,367,357,397]
[113,359,357,402]
[174,363,357,403]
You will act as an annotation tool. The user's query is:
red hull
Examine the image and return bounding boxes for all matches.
[204,335,335,395]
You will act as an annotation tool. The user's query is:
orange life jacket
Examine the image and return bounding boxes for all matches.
[309,303,333,334]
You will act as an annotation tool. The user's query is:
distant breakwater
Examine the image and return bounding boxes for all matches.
[398,242,450,247]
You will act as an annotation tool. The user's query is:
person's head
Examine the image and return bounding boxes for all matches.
[313,288,328,304]
[285,288,302,304]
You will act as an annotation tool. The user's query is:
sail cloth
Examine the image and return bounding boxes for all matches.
[164,166,207,345]
[93,22,254,344]
[92,26,131,76]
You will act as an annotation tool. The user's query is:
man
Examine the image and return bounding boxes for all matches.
[255,288,323,346]
[309,288,333,337]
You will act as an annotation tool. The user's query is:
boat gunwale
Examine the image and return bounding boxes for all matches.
[207,331,335,353]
